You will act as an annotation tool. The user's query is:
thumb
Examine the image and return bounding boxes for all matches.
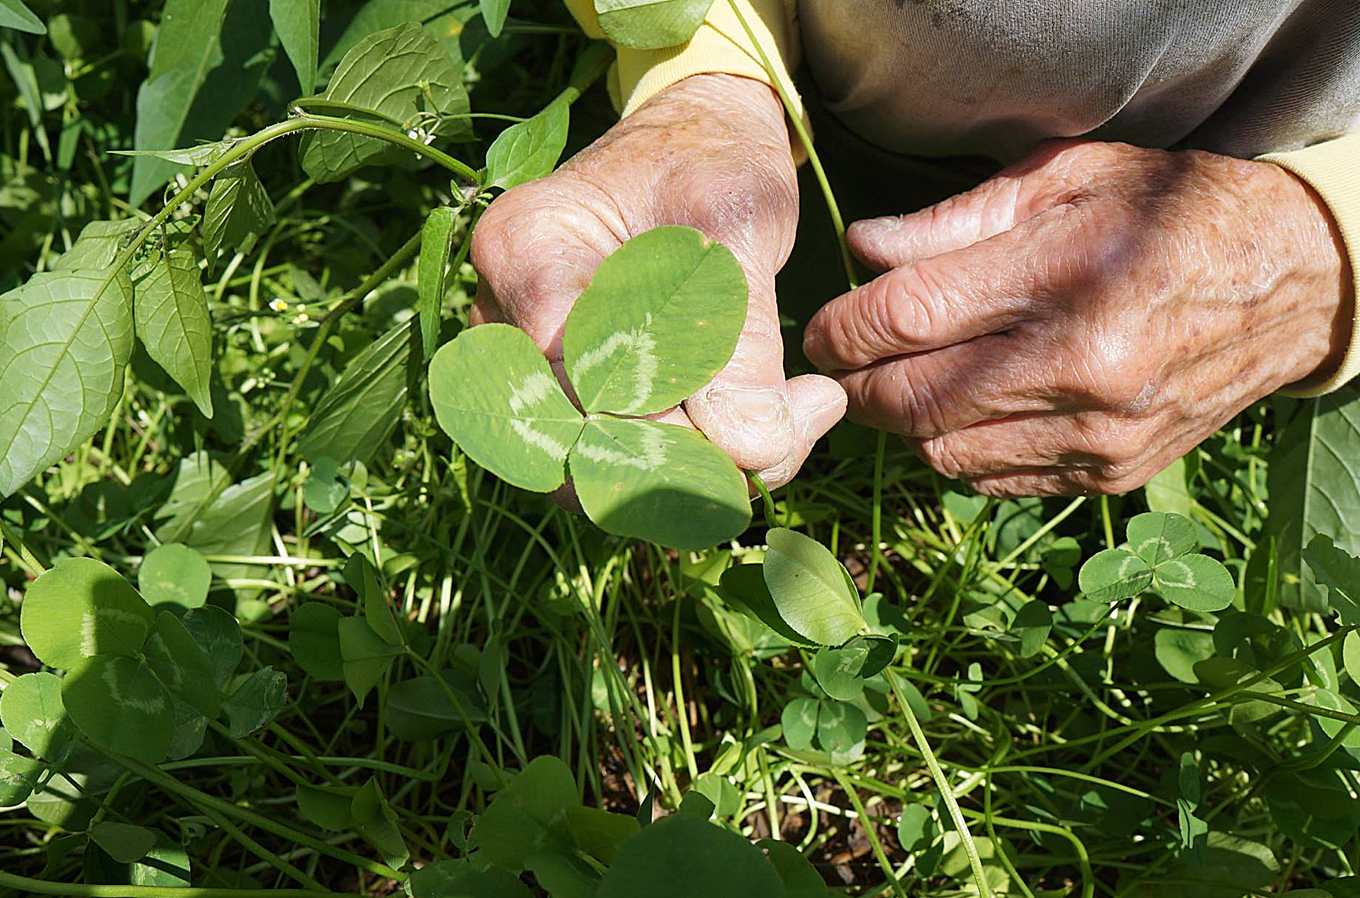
[848,138,1092,271]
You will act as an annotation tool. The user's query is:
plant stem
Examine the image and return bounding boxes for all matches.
[0,873,358,898]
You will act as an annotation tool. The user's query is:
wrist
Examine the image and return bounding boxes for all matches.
[643,73,788,147]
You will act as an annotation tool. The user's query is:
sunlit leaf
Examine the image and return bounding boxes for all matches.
[1304,534,1360,626]
[0,673,76,763]
[270,0,320,93]
[762,528,864,646]
[134,246,214,417]
[593,0,714,50]
[338,616,401,705]
[471,756,578,871]
[417,206,457,360]
[138,543,212,610]
[203,158,275,270]
[780,697,818,751]
[0,749,42,806]
[0,0,45,34]
[20,557,153,669]
[53,220,141,272]
[571,417,750,549]
[429,323,583,492]
[563,226,747,416]
[485,98,569,190]
[480,0,511,37]
[130,839,192,887]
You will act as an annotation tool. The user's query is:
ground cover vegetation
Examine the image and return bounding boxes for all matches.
[2,1,1360,896]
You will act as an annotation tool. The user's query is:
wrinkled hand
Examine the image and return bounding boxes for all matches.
[805,139,1353,497]
[471,74,846,491]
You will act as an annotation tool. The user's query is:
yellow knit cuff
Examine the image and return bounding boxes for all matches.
[1260,132,1360,397]
[563,1,801,120]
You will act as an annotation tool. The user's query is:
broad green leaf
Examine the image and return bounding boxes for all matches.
[480,0,511,37]
[299,320,416,467]
[270,0,320,93]
[471,756,578,871]
[811,645,870,702]
[143,611,221,716]
[411,861,533,898]
[1304,534,1360,626]
[338,616,402,704]
[1134,832,1277,898]
[485,97,569,190]
[53,220,141,272]
[166,698,208,761]
[1156,553,1235,613]
[130,0,274,204]
[0,750,42,806]
[564,806,639,865]
[299,24,470,182]
[1154,628,1216,685]
[157,466,275,592]
[597,813,783,898]
[203,159,275,269]
[0,269,135,497]
[134,246,214,417]
[1010,601,1052,658]
[320,0,472,73]
[762,528,864,646]
[222,668,288,738]
[303,457,350,514]
[1268,388,1360,613]
[571,417,751,549]
[1145,455,1194,517]
[417,206,457,360]
[138,543,212,610]
[298,784,355,831]
[780,697,818,751]
[289,602,345,681]
[386,672,488,741]
[21,557,153,669]
[816,700,866,753]
[345,554,402,646]
[594,0,715,50]
[352,778,410,868]
[131,839,192,887]
[760,839,829,895]
[90,822,156,864]
[429,323,583,492]
[1345,631,1360,685]
[897,804,936,853]
[1127,512,1199,565]
[1077,548,1152,602]
[180,606,244,689]
[563,226,747,416]
[717,564,817,646]
[0,0,44,34]
[63,656,173,763]
[0,673,76,762]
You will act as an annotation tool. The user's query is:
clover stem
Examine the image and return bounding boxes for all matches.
[0,872,359,898]
[748,471,780,528]
[866,430,887,591]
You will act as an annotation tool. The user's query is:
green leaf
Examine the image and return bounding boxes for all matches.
[303,457,350,514]
[1127,512,1199,566]
[346,553,402,646]
[157,466,275,591]
[63,656,173,764]
[571,417,751,549]
[20,557,153,669]
[1010,601,1052,658]
[288,602,345,682]
[112,141,237,167]
[180,606,244,690]
[351,777,409,868]
[1156,553,1236,613]
[485,97,569,190]
[717,564,817,646]
[138,543,212,610]
[1154,628,1216,685]
[597,813,783,898]
[563,226,747,416]
[411,861,533,898]
[0,749,43,806]
[480,0,511,37]
[1078,548,1153,602]
[222,668,288,738]
[320,0,471,73]
[1144,455,1194,517]
[1344,631,1360,685]
[780,697,818,751]
[0,673,76,762]
[0,0,45,34]
[202,159,275,270]
[759,839,829,895]
[297,785,355,831]
[762,528,865,646]
[417,206,457,360]
[299,23,470,182]
[811,645,871,702]
[338,616,402,705]
[90,822,156,864]
[896,804,936,853]
[53,220,141,272]
[1304,534,1360,625]
[299,320,416,467]
[386,672,488,741]
[131,839,192,887]
[471,756,578,871]
[143,611,222,716]
[429,323,583,492]
[133,246,214,417]
[166,699,208,761]
[564,806,640,865]
[815,700,866,753]
[0,269,135,497]
[130,0,275,205]
[269,0,320,93]
[1268,388,1360,613]
[593,0,715,50]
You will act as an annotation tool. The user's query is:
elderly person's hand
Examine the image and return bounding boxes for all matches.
[471,74,847,490]
[804,139,1354,497]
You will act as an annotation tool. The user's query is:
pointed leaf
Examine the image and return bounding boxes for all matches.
[480,0,511,37]
[352,778,409,868]
[63,656,173,763]
[203,159,275,269]
[134,246,214,417]
[338,616,401,705]
[0,269,135,496]
[270,0,320,93]
[299,23,470,182]
[0,0,44,34]
[485,97,569,190]
[430,323,583,492]
[417,206,457,360]
[21,557,153,669]
[762,528,864,646]
[53,220,141,272]
[571,417,750,549]
[594,0,714,50]
[345,553,402,646]
[563,226,747,416]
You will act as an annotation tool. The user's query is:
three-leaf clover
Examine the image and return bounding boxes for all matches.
[428,226,753,549]
[1078,512,1234,612]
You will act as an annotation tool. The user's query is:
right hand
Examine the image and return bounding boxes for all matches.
[469,73,847,491]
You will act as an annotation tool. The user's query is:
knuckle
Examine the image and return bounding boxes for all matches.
[1064,329,1158,414]
[916,437,970,480]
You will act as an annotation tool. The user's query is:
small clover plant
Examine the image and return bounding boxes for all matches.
[1078,512,1235,612]
[428,225,753,549]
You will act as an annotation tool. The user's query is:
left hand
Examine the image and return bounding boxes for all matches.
[803,139,1354,497]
